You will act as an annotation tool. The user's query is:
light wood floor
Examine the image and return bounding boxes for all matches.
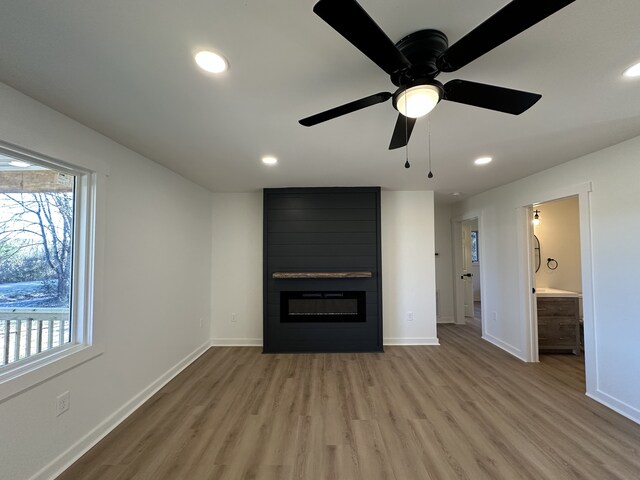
[58,325,640,480]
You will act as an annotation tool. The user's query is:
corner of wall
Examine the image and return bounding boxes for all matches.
[30,341,211,480]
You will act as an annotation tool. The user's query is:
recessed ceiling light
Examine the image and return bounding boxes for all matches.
[194,50,228,74]
[474,156,492,165]
[9,160,31,168]
[623,61,640,78]
[451,192,462,196]
[262,156,278,165]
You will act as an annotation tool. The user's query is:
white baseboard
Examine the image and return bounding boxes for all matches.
[587,390,640,425]
[482,333,528,362]
[384,337,440,346]
[31,340,212,480]
[211,338,262,347]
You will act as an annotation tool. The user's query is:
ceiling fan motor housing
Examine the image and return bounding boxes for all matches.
[391,29,449,86]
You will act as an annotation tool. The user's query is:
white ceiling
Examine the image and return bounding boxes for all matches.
[1,0,640,202]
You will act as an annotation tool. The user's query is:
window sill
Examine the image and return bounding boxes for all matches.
[0,342,104,403]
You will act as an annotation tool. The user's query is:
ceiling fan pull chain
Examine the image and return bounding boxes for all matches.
[427,116,434,178]
[404,94,410,168]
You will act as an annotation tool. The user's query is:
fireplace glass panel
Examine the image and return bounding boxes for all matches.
[281,291,366,323]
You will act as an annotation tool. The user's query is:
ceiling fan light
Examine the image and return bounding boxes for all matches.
[396,84,441,118]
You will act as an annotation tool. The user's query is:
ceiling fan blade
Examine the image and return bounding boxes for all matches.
[299,92,392,127]
[313,0,410,75]
[444,79,541,115]
[389,114,416,150]
[437,0,575,72]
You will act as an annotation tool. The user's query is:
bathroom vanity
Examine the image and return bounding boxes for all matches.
[536,288,581,355]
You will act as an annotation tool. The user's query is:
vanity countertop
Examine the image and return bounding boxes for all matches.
[536,287,582,298]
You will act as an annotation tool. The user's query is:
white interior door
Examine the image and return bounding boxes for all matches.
[462,223,474,318]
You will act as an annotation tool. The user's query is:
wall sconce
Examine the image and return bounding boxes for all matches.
[532,209,541,226]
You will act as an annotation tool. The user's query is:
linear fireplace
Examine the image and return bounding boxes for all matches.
[281,291,366,323]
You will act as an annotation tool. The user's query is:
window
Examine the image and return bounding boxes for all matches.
[471,230,479,263]
[0,144,102,401]
[0,162,75,366]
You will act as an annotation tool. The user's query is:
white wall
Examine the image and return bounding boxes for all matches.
[210,190,439,346]
[534,196,582,292]
[381,191,438,344]
[434,203,454,323]
[210,192,263,345]
[453,134,640,424]
[0,83,213,480]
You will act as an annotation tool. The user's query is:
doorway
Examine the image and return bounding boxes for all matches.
[519,182,595,395]
[453,215,484,335]
[530,196,584,367]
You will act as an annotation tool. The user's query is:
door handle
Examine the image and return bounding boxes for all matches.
[460,273,472,279]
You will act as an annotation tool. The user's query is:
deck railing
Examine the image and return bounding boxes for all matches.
[0,308,70,367]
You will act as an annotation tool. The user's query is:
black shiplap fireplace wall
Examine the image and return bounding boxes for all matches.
[263,187,383,353]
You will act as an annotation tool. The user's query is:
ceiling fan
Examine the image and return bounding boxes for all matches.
[299,0,575,149]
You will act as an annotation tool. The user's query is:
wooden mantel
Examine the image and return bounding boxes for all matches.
[272,271,373,279]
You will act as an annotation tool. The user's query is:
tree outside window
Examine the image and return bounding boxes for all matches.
[0,166,74,365]
[471,230,479,263]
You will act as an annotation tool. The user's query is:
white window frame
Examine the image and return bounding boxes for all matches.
[0,143,104,402]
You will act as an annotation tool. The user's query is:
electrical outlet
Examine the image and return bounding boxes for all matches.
[492,311,498,323]
[231,313,238,323]
[56,391,70,416]
[407,311,414,322]
[199,317,203,327]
